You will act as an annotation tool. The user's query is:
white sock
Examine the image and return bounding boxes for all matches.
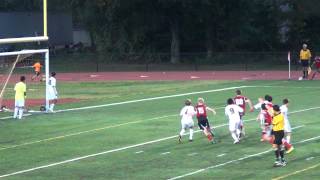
[50,104,55,111]
[18,108,24,119]
[286,135,291,144]
[231,132,239,142]
[13,107,18,118]
[189,129,194,140]
[236,129,241,138]
[179,129,185,136]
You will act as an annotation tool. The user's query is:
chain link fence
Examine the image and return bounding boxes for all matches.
[50,51,303,72]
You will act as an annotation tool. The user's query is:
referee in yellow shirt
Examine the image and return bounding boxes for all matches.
[299,43,312,79]
[272,105,286,167]
[13,76,26,119]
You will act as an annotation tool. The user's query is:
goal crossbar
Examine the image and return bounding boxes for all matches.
[0,36,49,45]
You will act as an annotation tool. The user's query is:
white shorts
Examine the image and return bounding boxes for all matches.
[229,120,241,132]
[48,89,58,100]
[15,100,25,107]
[284,119,291,133]
[181,120,194,129]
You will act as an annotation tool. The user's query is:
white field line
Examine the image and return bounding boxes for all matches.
[0,106,225,151]
[55,86,246,113]
[161,152,171,155]
[0,120,246,178]
[0,109,311,178]
[168,135,320,180]
[0,105,314,152]
[0,115,176,151]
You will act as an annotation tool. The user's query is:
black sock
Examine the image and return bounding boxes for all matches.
[274,149,280,160]
[303,71,306,78]
[280,150,284,159]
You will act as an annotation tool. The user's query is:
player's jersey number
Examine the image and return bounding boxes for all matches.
[229,108,235,114]
[235,98,244,105]
[197,107,205,114]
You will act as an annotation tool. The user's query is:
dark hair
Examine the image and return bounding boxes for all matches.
[185,99,191,106]
[227,98,234,105]
[283,98,289,104]
[261,103,267,110]
[273,105,280,112]
[236,89,241,95]
[20,76,26,81]
[51,72,56,77]
[265,95,272,102]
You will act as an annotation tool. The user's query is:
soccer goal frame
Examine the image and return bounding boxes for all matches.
[0,49,50,110]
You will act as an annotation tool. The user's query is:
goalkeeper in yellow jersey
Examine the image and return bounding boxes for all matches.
[13,76,26,119]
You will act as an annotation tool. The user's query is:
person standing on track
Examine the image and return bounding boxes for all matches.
[299,43,312,80]
[31,61,42,81]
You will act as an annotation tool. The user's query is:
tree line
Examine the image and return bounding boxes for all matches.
[1,0,320,63]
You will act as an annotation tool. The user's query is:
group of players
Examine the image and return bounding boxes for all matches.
[12,62,58,119]
[178,89,293,167]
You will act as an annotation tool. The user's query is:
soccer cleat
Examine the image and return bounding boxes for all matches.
[178,135,182,143]
[281,160,287,166]
[189,139,193,142]
[233,140,240,144]
[273,161,282,167]
[286,146,294,154]
[211,139,217,144]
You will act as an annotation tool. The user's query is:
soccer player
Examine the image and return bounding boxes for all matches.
[31,61,42,81]
[299,43,312,79]
[13,76,26,119]
[225,98,243,144]
[280,99,294,154]
[311,56,320,80]
[48,72,58,112]
[271,105,287,167]
[195,97,216,143]
[178,99,196,143]
[233,89,254,137]
[260,104,273,142]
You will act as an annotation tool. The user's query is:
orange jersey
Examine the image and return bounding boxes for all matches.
[33,62,42,72]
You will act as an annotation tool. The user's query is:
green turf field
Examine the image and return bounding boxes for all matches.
[0,80,319,180]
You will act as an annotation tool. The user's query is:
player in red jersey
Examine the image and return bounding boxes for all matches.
[311,56,320,80]
[234,89,254,137]
[260,104,273,142]
[195,97,217,144]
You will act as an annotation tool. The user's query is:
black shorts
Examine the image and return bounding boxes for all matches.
[301,60,309,67]
[197,116,210,130]
[273,130,284,145]
[35,71,40,76]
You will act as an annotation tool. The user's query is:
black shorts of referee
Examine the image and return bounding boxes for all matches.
[301,60,309,67]
[273,130,284,145]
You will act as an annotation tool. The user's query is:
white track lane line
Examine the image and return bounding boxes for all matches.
[0,113,310,178]
[168,135,320,180]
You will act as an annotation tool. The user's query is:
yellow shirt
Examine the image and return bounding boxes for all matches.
[272,113,284,131]
[14,82,26,101]
[300,49,311,60]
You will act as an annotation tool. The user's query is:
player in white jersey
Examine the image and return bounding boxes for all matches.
[48,72,58,112]
[178,99,196,143]
[225,98,244,144]
[280,98,294,153]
